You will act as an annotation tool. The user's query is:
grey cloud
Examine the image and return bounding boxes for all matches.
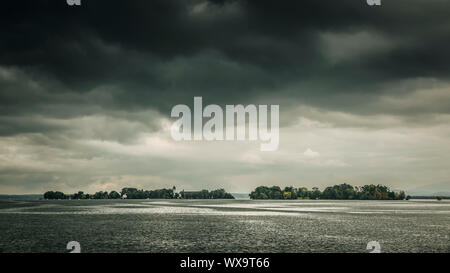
[1,0,450,194]
[2,0,450,115]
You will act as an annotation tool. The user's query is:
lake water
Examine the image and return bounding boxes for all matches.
[0,199,448,253]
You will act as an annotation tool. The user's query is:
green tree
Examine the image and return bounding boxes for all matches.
[109,191,121,199]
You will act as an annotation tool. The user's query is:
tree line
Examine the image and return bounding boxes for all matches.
[249,184,407,200]
[43,187,234,200]
[179,189,234,199]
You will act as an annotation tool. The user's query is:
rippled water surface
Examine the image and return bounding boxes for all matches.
[0,199,448,253]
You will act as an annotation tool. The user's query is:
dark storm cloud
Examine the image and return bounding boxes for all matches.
[0,0,450,134]
[1,0,450,121]
[1,0,450,194]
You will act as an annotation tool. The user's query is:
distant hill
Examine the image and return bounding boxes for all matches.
[0,194,42,200]
[407,182,450,196]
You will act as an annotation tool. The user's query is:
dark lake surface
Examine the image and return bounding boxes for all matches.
[0,199,448,253]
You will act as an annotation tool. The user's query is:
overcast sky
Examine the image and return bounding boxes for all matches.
[1,0,450,194]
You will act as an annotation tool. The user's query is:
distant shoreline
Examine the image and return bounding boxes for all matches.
[0,195,449,201]
[42,187,235,200]
[1,183,449,201]
[249,184,410,200]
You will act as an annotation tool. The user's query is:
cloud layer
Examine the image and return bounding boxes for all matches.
[1,0,450,193]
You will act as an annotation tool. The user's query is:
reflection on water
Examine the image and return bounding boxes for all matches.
[0,199,448,253]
